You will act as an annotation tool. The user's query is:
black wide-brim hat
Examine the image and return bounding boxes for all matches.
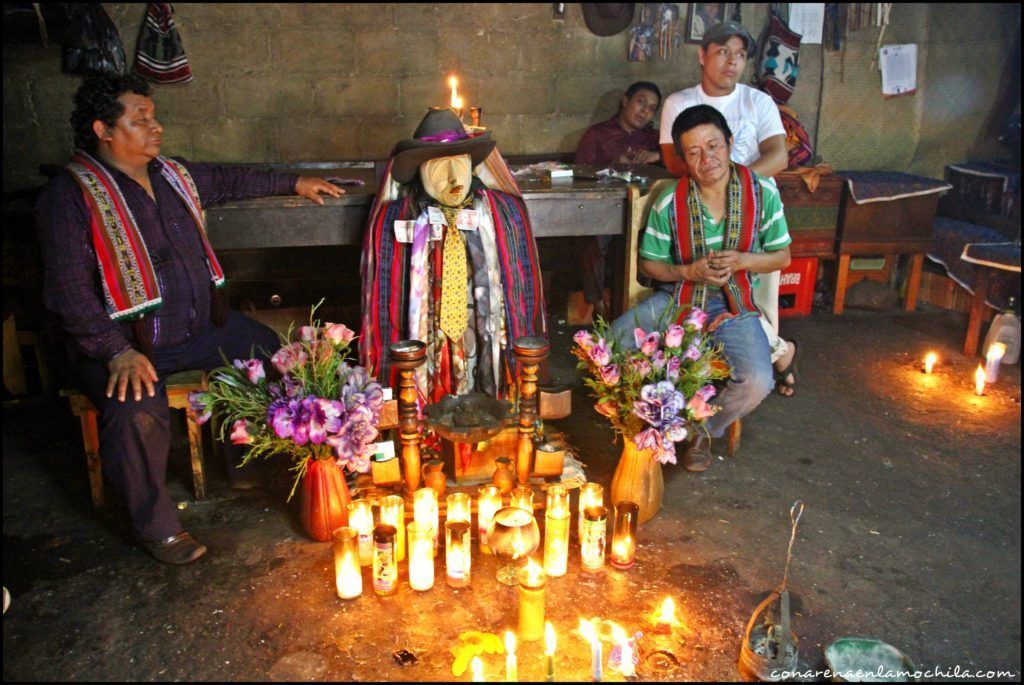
[390,108,496,184]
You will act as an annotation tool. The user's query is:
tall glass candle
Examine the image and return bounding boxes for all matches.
[446,492,471,524]
[379,495,406,562]
[477,485,502,554]
[543,485,570,577]
[347,499,374,566]
[985,342,1006,383]
[517,558,547,642]
[610,501,638,569]
[578,483,603,540]
[414,487,439,556]
[580,505,607,573]
[510,485,534,512]
[407,520,435,591]
[333,527,362,599]
[372,523,398,596]
[445,520,472,587]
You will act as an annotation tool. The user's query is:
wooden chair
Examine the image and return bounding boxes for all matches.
[624,180,743,457]
[60,370,209,507]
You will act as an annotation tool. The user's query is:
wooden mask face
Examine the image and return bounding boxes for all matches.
[420,154,472,206]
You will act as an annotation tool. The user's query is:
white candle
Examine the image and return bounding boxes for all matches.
[478,485,502,554]
[610,623,635,677]
[578,619,602,682]
[407,520,434,591]
[505,631,517,682]
[347,499,374,566]
[447,492,471,524]
[923,352,937,374]
[333,527,362,600]
[985,342,1006,383]
[544,622,556,682]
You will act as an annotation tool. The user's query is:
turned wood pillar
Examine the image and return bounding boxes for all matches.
[512,337,549,485]
[388,340,427,494]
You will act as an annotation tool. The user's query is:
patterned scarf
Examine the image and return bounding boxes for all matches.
[65,150,224,321]
[671,163,761,324]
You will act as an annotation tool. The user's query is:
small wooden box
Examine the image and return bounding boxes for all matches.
[442,426,519,484]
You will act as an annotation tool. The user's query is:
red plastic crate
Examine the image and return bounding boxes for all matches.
[778,257,818,318]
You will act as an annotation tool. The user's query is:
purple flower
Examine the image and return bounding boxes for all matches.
[271,342,308,375]
[683,344,702,362]
[307,397,344,445]
[632,381,686,429]
[666,356,681,381]
[268,397,310,445]
[664,324,685,348]
[650,349,666,369]
[599,364,621,386]
[664,420,689,443]
[685,307,708,331]
[188,391,212,425]
[574,329,596,351]
[588,339,611,367]
[230,419,252,445]
[233,358,265,385]
[640,332,661,357]
[634,428,662,452]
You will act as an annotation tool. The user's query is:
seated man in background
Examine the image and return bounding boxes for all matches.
[36,74,343,565]
[575,81,663,319]
[611,105,791,471]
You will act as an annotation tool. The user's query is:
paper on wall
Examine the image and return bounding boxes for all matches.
[879,43,916,97]
[789,4,824,44]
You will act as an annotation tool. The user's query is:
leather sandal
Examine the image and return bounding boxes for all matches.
[682,434,712,473]
[774,339,798,398]
[142,531,207,565]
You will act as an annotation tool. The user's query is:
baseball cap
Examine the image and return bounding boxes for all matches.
[701,20,756,53]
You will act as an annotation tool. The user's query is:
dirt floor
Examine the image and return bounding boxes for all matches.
[3,305,1021,682]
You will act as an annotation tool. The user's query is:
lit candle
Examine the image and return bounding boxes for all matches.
[578,483,603,540]
[347,499,374,566]
[447,492,472,525]
[407,520,435,591]
[580,505,608,573]
[449,76,459,109]
[653,596,678,634]
[985,342,1006,383]
[478,485,502,554]
[379,495,406,562]
[609,623,635,677]
[505,631,517,682]
[578,618,602,682]
[333,527,362,599]
[517,558,547,642]
[511,485,534,512]
[414,487,439,556]
[446,520,472,588]
[610,502,638,570]
[544,621,556,683]
[975,364,986,396]
[471,655,485,682]
[923,352,937,374]
[544,485,570,577]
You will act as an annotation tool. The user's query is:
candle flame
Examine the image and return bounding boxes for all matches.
[659,597,676,623]
[523,557,543,584]
[471,656,484,682]
[505,630,516,655]
[975,365,986,395]
[545,621,556,656]
[449,76,458,89]
[924,352,937,374]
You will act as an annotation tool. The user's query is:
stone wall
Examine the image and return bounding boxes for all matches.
[3,3,1019,192]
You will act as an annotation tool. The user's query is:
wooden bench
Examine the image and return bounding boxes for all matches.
[60,370,209,507]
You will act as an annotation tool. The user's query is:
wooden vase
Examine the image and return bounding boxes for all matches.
[301,458,351,542]
[610,437,664,524]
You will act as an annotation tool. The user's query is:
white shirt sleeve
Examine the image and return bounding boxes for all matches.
[659,93,685,145]
[754,90,786,143]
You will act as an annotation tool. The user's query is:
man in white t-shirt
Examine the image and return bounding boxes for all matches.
[658,20,799,397]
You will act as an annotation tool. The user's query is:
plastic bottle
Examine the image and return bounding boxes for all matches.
[983,297,1020,365]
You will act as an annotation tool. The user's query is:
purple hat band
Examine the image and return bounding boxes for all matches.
[419,130,470,143]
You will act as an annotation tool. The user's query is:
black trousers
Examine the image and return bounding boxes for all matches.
[75,310,279,540]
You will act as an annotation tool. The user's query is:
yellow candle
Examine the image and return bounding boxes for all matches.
[332,527,362,600]
[347,499,374,566]
[975,364,986,396]
[923,352,937,374]
[578,483,603,540]
[544,485,570,577]
[478,485,502,554]
[379,495,406,562]
[517,558,547,642]
[505,631,517,682]
[544,622,556,682]
[447,492,472,524]
[414,488,439,556]
[407,520,434,592]
[471,655,485,682]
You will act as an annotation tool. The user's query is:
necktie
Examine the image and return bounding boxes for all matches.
[439,205,468,341]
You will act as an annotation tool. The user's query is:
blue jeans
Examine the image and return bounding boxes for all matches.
[609,290,774,439]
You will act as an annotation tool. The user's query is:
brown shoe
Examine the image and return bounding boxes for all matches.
[682,434,712,472]
[142,531,207,565]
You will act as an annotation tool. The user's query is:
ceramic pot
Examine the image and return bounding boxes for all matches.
[423,459,447,497]
[301,457,350,542]
[492,456,516,495]
[610,437,663,524]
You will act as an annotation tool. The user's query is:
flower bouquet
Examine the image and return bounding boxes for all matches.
[191,305,385,540]
[572,306,729,521]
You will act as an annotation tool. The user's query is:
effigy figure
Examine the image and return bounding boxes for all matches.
[360,108,547,405]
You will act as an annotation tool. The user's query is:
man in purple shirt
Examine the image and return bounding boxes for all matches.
[574,81,662,319]
[36,74,343,565]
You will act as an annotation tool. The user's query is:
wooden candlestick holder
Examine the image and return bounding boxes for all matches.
[388,340,427,494]
[512,337,549,486]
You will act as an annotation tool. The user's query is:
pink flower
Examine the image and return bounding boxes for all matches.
[574,329,596,351]
[271,342,309,375]
[233,358,265,384]
[631,357,651,376]
[650,350,666,369]
[323,322,356,346]
[230,419,252,445]
[687,392,717,420]
[685,308,708,331]
[633,328,648,349]
[598,364,621,386]
[588,339,611,367]
[640,332,661,357]
[683,344,702,361]
[664,324,685,348]
[666,356,681,381]
[634,428,662,452]
[298,325,317,342]
[595,400,619,418]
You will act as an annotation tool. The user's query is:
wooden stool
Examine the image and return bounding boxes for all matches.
[60,370,209,507]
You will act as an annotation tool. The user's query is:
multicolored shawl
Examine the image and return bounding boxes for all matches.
[65,150,224,321]
[671,164,761,326]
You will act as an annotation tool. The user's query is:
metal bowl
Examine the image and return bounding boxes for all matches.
[425,393,514,443]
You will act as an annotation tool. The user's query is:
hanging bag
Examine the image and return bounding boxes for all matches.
[756,10,802,104]
[61,4,127,77]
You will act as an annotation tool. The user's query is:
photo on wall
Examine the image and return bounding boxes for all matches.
[685,2,735,44]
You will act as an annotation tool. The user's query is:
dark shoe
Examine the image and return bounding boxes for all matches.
[773,339,799,398]
[682,434,712,472]
[142,531,207,565]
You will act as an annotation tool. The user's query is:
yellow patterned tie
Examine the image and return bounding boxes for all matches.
[439,205,468,341]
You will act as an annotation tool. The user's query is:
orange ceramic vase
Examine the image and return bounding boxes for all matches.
[301,458,350,542]
[610,437,664,524]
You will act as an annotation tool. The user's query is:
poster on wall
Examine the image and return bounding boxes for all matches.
[879,43,916,98]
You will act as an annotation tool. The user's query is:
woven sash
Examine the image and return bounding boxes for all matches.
[671,164,761,320]
[65,151,224,321]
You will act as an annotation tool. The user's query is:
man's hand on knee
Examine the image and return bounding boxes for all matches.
[106,349,159,402]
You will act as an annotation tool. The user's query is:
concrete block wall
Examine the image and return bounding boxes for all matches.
[3,3,1018,192]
